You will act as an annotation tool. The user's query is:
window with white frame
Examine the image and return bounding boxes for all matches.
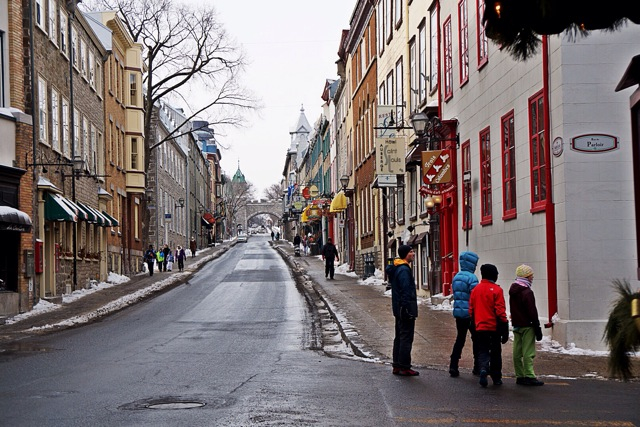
[409,169,417,218]
[477,0,488,67]
[89,51,95,88]
[418,20,427,102]
[409,38,418,112]
[443,16,453,100]
[73,108,79,157]
[51,88,60,152]
[395,0,402,27]
[385,0,392,44]
[395,57,403,123]
[48,0,57,45]
[95,60,102,96]
[80,38,86,78]
[429,9,438,93]
[90,125,96,173]
[35,0,45,31]
[59,10,67,57]
[38,77,48,144]
[386,71,393,105]
[459,0,469,85]
[71,26,78,68]
[97,131,104,176]
[62,97,70,157]
[377,1,384,55]
[83,116,89,170]
[129,73,137,106]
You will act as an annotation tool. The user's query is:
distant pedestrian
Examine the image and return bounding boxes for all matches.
[321,238,339,280]
[144,245,156,276]
[155,249,165,271]
[469,264,509,387]
[449,251,480,377]
[162,244,171,271]
[510,265,544,386]
[175,245,186,272]
[385,244,419,376]
[302,236,308,256]
[271,231,275,241]
[190,237,197,258]
[166,250,174,272]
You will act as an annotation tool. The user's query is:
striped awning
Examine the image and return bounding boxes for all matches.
[45,193,78,222]
[102,210,119,227]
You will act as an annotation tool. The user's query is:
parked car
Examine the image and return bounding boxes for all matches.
[237,232,248,243]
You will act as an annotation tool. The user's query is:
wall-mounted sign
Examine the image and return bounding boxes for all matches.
[552,137,563,157]
[377,137,406,174]
[422,149,452,184]
[571,134,618,153]
[376,105,397,138]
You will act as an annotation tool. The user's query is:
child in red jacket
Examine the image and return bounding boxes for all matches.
[469,264,509,388]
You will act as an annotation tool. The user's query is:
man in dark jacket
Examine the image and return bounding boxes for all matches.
[449,251,480,377]
[510,264,544,386]
[144,245,156,276]
[321,238,339,280]
[469,264,508,387]
[162,244,171,272]
[385,244,419,376]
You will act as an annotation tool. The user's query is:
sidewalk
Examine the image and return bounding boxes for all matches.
[272,240,618,381]
[0,242,233,346]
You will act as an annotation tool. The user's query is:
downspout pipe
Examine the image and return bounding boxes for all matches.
[542,35,558,327]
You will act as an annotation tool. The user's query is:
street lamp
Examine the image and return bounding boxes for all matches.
[175,197,185,209]
[339,174,350,190]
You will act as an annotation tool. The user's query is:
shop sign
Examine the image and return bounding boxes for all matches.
[377,137,406,174]
[422,149,452,184]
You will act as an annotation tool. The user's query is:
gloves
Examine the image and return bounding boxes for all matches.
[498,321,509,344]
[534,326,543,341]
[401,307,416,321]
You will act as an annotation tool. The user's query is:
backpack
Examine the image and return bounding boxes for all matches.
[156,251,165,262]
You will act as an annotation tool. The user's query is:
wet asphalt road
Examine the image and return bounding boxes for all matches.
[0,236,639,426]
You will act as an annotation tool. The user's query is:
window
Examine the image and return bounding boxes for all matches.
[462,141,472,230]
[0,30,6,108]
[61,97,70,157]
[418,20,427,102]
[59,11,67,57]
[477,0,489,67]
[385,0,392,43]
[51,88,59,151]
[501,111,516,219]
[386,71,394,105]
[129,73,137,106]
[429,9,438,93]
[71,26,78,68]
[397,177,405,224]
[48,0,57,45]
[395,58,403,123]
[458,0,469,85]
[97,131,104,176]
[529,91,547,211]
[73,108,79,157]
[377,1,384,55]
[35,0,45,31]
[395,0,402,27]
[38,77,48,144]
[443,16,453,101]
[82,116,89,170]
[409,38,418,112]
[95,60,102,96]
[80,38,86,79]
[409,169,417,218]
[89,51,95,88]
[90,124,96,173]
[479,127,492,225]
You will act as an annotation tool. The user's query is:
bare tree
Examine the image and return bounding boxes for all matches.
[223,179,255,237]
[81,0,257,148]
[264,183,283,201]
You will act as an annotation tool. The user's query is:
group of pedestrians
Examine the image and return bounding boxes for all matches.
[144,243,189,276]
[387,245,544,387]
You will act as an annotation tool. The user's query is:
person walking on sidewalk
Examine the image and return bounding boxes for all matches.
[386,244,419,376]
[190,237,197,258]
[162,244,171,272]
[144,245,156,276]
[449,251,480,377]
[321,238,339,280]
[175,245,186,272]
[510,264,544,386]
[469,264,509,387]
[155,248,165,271]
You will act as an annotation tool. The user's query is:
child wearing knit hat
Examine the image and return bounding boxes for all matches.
[509,264,544,386]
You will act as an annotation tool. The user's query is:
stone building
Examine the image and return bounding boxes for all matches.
[0,0,35,317]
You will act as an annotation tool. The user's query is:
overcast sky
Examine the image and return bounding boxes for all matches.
[209,1,354,197]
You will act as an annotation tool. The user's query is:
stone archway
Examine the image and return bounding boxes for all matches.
[238,201,282,232]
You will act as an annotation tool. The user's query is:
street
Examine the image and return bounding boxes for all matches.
[0,236,638,426]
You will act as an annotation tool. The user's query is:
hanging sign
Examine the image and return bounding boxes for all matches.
[422,149,452,185]
[377,137,406,175]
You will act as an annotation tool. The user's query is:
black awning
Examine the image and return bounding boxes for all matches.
[0,206,32,232]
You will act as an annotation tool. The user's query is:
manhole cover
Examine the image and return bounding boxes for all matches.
[147,402,205,410]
